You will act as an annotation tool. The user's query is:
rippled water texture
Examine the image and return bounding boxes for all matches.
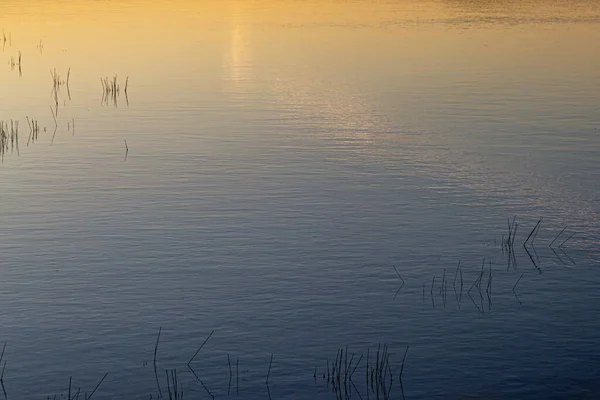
[1,0,599,399]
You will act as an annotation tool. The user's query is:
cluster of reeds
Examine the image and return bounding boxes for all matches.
[427,267,455,309]
[151,328,186,400]
[165,369,183,400]
[549,225,576,266]
[367,344,403,399]
[26,117,40,145]
[427,270,450,309]
[54,373,108,400]
[101,75,128,107]
[503,216,577,270]
[51,68,70,89]
[152,328,216,400]
[51,68,71,107]
[3,331,414,400]
[324,345,363,393]
[0,343,107,400]
[421,217,580,312]
[101,75,120,94]
[319,344,409,400]
[9,51,21,73]
[422,258,511,313]
[466,259,493,314]
[0,120,19,161]
[101,75,128,95]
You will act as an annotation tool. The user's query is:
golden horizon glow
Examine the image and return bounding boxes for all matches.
[1,0,599,121]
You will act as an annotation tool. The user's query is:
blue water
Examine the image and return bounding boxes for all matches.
[0,0,599,398]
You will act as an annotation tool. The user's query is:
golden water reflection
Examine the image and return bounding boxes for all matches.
[0,0,599,223]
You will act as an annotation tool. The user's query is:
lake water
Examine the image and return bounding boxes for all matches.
[1,0,599,398]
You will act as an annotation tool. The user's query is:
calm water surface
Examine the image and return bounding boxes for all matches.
[1,0,599,398]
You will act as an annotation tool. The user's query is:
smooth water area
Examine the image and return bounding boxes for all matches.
[1,0,600,398]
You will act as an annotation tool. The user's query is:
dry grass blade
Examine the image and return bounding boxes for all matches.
[393,266,405,299]
[349,354,363,379]
[0,343,5,366]
[50,106,58,145]
[188,364,214,399]
[453,260,460,289]
[165,369,183,400]
[266,353,274,385]
[399,346,409,380]
[523,218,542,246]
[86,373,108,400]
[393,266,404,284]
[549,226,567,248]
[188,330,215,365]
[513,274,524,292]
[0,342,6,400]
[559,231,576,248]
[154,327,163,398]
